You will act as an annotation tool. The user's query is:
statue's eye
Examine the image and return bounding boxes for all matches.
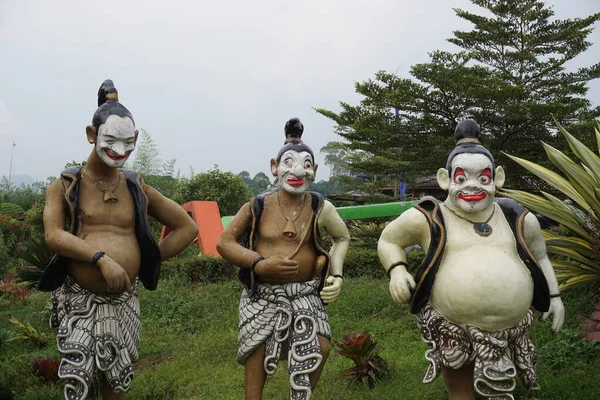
[453,168,466,184]
[283,157,293,167]
[304,160,312,169]
[478,168,492,185]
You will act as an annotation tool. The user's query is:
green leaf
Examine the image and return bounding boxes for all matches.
[499,189,589,238]
[554,118,600,185]
[502,152,589,211]
[542,142,600,214]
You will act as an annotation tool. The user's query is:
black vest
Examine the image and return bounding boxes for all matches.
[410,197,550,314]
[37,166,162,292]
[238,191,331,297]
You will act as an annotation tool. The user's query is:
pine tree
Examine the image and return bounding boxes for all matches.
[316,0,600,188]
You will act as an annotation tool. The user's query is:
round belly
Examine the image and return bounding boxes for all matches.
[430,249,534,331]
[67,231,141,293]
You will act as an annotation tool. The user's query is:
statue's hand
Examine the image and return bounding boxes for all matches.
[320,275,343,304]
[389,267,415,304]
[541,297,565,332]
[97,255,132,294]
[254,256,298,279]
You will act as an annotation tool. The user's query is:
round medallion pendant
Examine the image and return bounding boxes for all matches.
[473,223,492,237]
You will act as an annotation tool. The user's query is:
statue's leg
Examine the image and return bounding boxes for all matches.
[99,373,123,400]
[245,344,267,400]
[442,363,476,400]
[308,335,331,389]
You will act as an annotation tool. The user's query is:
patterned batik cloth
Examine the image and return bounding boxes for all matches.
[416,303,538,400]
[237,279,331,400]
[50,276,140,400]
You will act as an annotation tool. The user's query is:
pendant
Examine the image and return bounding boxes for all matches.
[103,191,119,205]
[473,223,492,237]
[282,219,296,238]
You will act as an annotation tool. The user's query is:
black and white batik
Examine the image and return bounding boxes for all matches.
[51,276,140,400]
[417,303,537,400]
[237,279,330,400]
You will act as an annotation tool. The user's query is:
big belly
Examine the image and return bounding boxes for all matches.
[430,249,534,331]
[67,230,141,294]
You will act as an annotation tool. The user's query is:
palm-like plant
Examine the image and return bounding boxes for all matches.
[502,121,600,290]
[501,121,600,340]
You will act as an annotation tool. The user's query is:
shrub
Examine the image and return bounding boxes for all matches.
[160,255,236,284]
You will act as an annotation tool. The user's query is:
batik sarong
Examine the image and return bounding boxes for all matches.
[50,276,140,400]
[416,303,538,400]
[237,279,330,400]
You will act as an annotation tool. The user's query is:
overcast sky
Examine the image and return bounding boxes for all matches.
[1,0,599,184]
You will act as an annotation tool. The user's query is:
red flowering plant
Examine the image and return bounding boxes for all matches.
[32,357,61,384]
[335,331,389,388]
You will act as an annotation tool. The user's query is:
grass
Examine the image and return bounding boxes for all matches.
[1,277,599,400]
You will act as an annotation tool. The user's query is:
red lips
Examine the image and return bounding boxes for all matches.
[458,192,487,202]
[287,177,305,186]
[104,149,131,160]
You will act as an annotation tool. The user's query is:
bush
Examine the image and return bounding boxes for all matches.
[343,246,424,278]
[160,255,236,284]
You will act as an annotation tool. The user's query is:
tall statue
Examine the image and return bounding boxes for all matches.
[39,80,198,400]
[217,118,350,400]
[378,119,565,400]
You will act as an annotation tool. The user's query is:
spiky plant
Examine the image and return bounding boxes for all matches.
[335,331,389,388]
[501,120,600,341]
[6,315,48,348]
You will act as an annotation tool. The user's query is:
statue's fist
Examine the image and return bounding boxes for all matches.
[389,268,415,304]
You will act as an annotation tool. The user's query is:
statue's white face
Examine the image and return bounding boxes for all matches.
[274,150,316,194]
[447,153,496,213]
[95,115,137,168]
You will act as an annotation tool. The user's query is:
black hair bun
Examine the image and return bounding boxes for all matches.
[284,118,304,141]
[97,79,119,107]
[455,119,480,143]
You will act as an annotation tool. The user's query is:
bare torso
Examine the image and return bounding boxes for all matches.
[66,175,141,293]
[430,203,534,331]
[255,194,317,283]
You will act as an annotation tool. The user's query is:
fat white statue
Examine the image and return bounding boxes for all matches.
[378,119,565,400]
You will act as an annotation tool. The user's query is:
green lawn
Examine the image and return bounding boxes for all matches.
[1,277,599,400]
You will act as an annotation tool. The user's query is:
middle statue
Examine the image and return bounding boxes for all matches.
[217,118,350,400]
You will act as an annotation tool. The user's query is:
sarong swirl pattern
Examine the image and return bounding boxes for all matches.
[416,304,537,400]
[237,279,330,400]
[51,276,140,400]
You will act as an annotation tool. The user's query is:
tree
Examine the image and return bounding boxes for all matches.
[320,141,353,178]
[316,0,600,188]
[130,130,178,198]
[237,171,272,195]
[176,166,252,216]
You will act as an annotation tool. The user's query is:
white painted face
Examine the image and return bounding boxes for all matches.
[274,150,316,194]
[95,115,137,168]
[447,153,496,213]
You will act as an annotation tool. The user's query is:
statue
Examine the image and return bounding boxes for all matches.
[377,119,565,400]
[38,80,198,400]
[217,118,350,400]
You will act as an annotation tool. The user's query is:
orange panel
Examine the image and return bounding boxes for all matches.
[160,201,223,257]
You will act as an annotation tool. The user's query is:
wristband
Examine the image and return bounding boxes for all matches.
[387,261,408,278]
[332,274,343,280]
[549,293,561,298]
[251,256,265,272]
[91,251,105,264]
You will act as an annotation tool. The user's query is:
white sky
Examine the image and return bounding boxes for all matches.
[1,0,599,183]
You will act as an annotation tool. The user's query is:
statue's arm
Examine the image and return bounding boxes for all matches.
[378,208,429,303]
[523,212,565,332]
[43,179,99,262]
[145,184,199,261]
[317,200,350,303]
[216,202,259,268]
